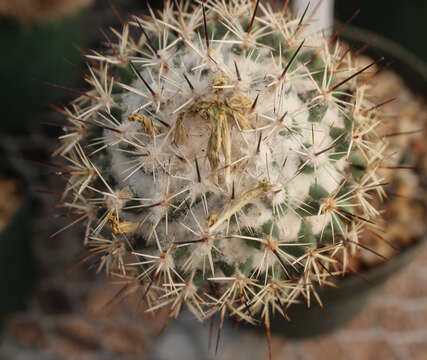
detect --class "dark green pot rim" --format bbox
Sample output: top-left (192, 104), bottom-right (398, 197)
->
top-left (0, 158), bottom-right (37, 325)
top-left (311, 235), bottom-right (426, 303)
top-left (340, 24), bottom-right (427, 94)
top-left (265, 26), bottom-right (427, 337)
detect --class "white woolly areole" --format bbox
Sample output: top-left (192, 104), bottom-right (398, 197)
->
top-left (277, 211), bottom-right (302, 242)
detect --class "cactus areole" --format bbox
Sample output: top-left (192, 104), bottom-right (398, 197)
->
top-left (55, 0), bottom-right (394, 344)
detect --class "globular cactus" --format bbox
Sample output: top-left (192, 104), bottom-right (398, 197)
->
top-left (54, 0), bottom-right (391, 346)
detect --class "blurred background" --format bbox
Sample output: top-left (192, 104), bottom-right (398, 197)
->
top-left (0, 1), bottom-right (426, 359)
top-left (335, 0), bottom-right (427, 63)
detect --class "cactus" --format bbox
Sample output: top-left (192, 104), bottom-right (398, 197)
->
top-left (54, 0), bottom-right (392, 348)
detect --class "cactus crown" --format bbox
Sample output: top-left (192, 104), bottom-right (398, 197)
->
top-left (56, 0), bottom-right (390, 341)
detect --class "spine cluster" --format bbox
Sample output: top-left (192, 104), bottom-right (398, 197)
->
top-left (55, 0), bottom-right (391, 340)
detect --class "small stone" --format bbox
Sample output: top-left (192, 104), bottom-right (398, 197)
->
top-left (154, 327), bottom-right (209, 360)
top-left (411, 246), bottom-right (427, 269)
top-left (405, 340), bottom-right (427, 360)
top-left (4, 317), bottom-right (48, 349)
top-left (53, 318), bottom-right (100, 356)
top-left (347, 309), bottom-right (376, 330)
top-left (303, 336), bottom-right (350, 360)
top-left (374, 306), bottom-right (416, 332)
top-left (103, 324), bottom-right (146, 355)
top-left (379, 270), bottom-right (427, 300)
top-left (343, 340), bottom-right (398, 360)
top-left (410, 307), bottom-right (427, 329)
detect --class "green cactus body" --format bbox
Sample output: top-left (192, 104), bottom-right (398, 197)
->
top-left (55, 0), bottom-right (390, 338)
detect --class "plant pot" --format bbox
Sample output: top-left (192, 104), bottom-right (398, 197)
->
top-left (335, 0), bottom-right (427, 63)
top-left (267, 238), bottom-right (425, 338)
top-left (0, 12), bottom-right (87, 133)
top-left (262, 26), bottom-right (427, 339)
top-left (0, 156), bottom-right (37, 327)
